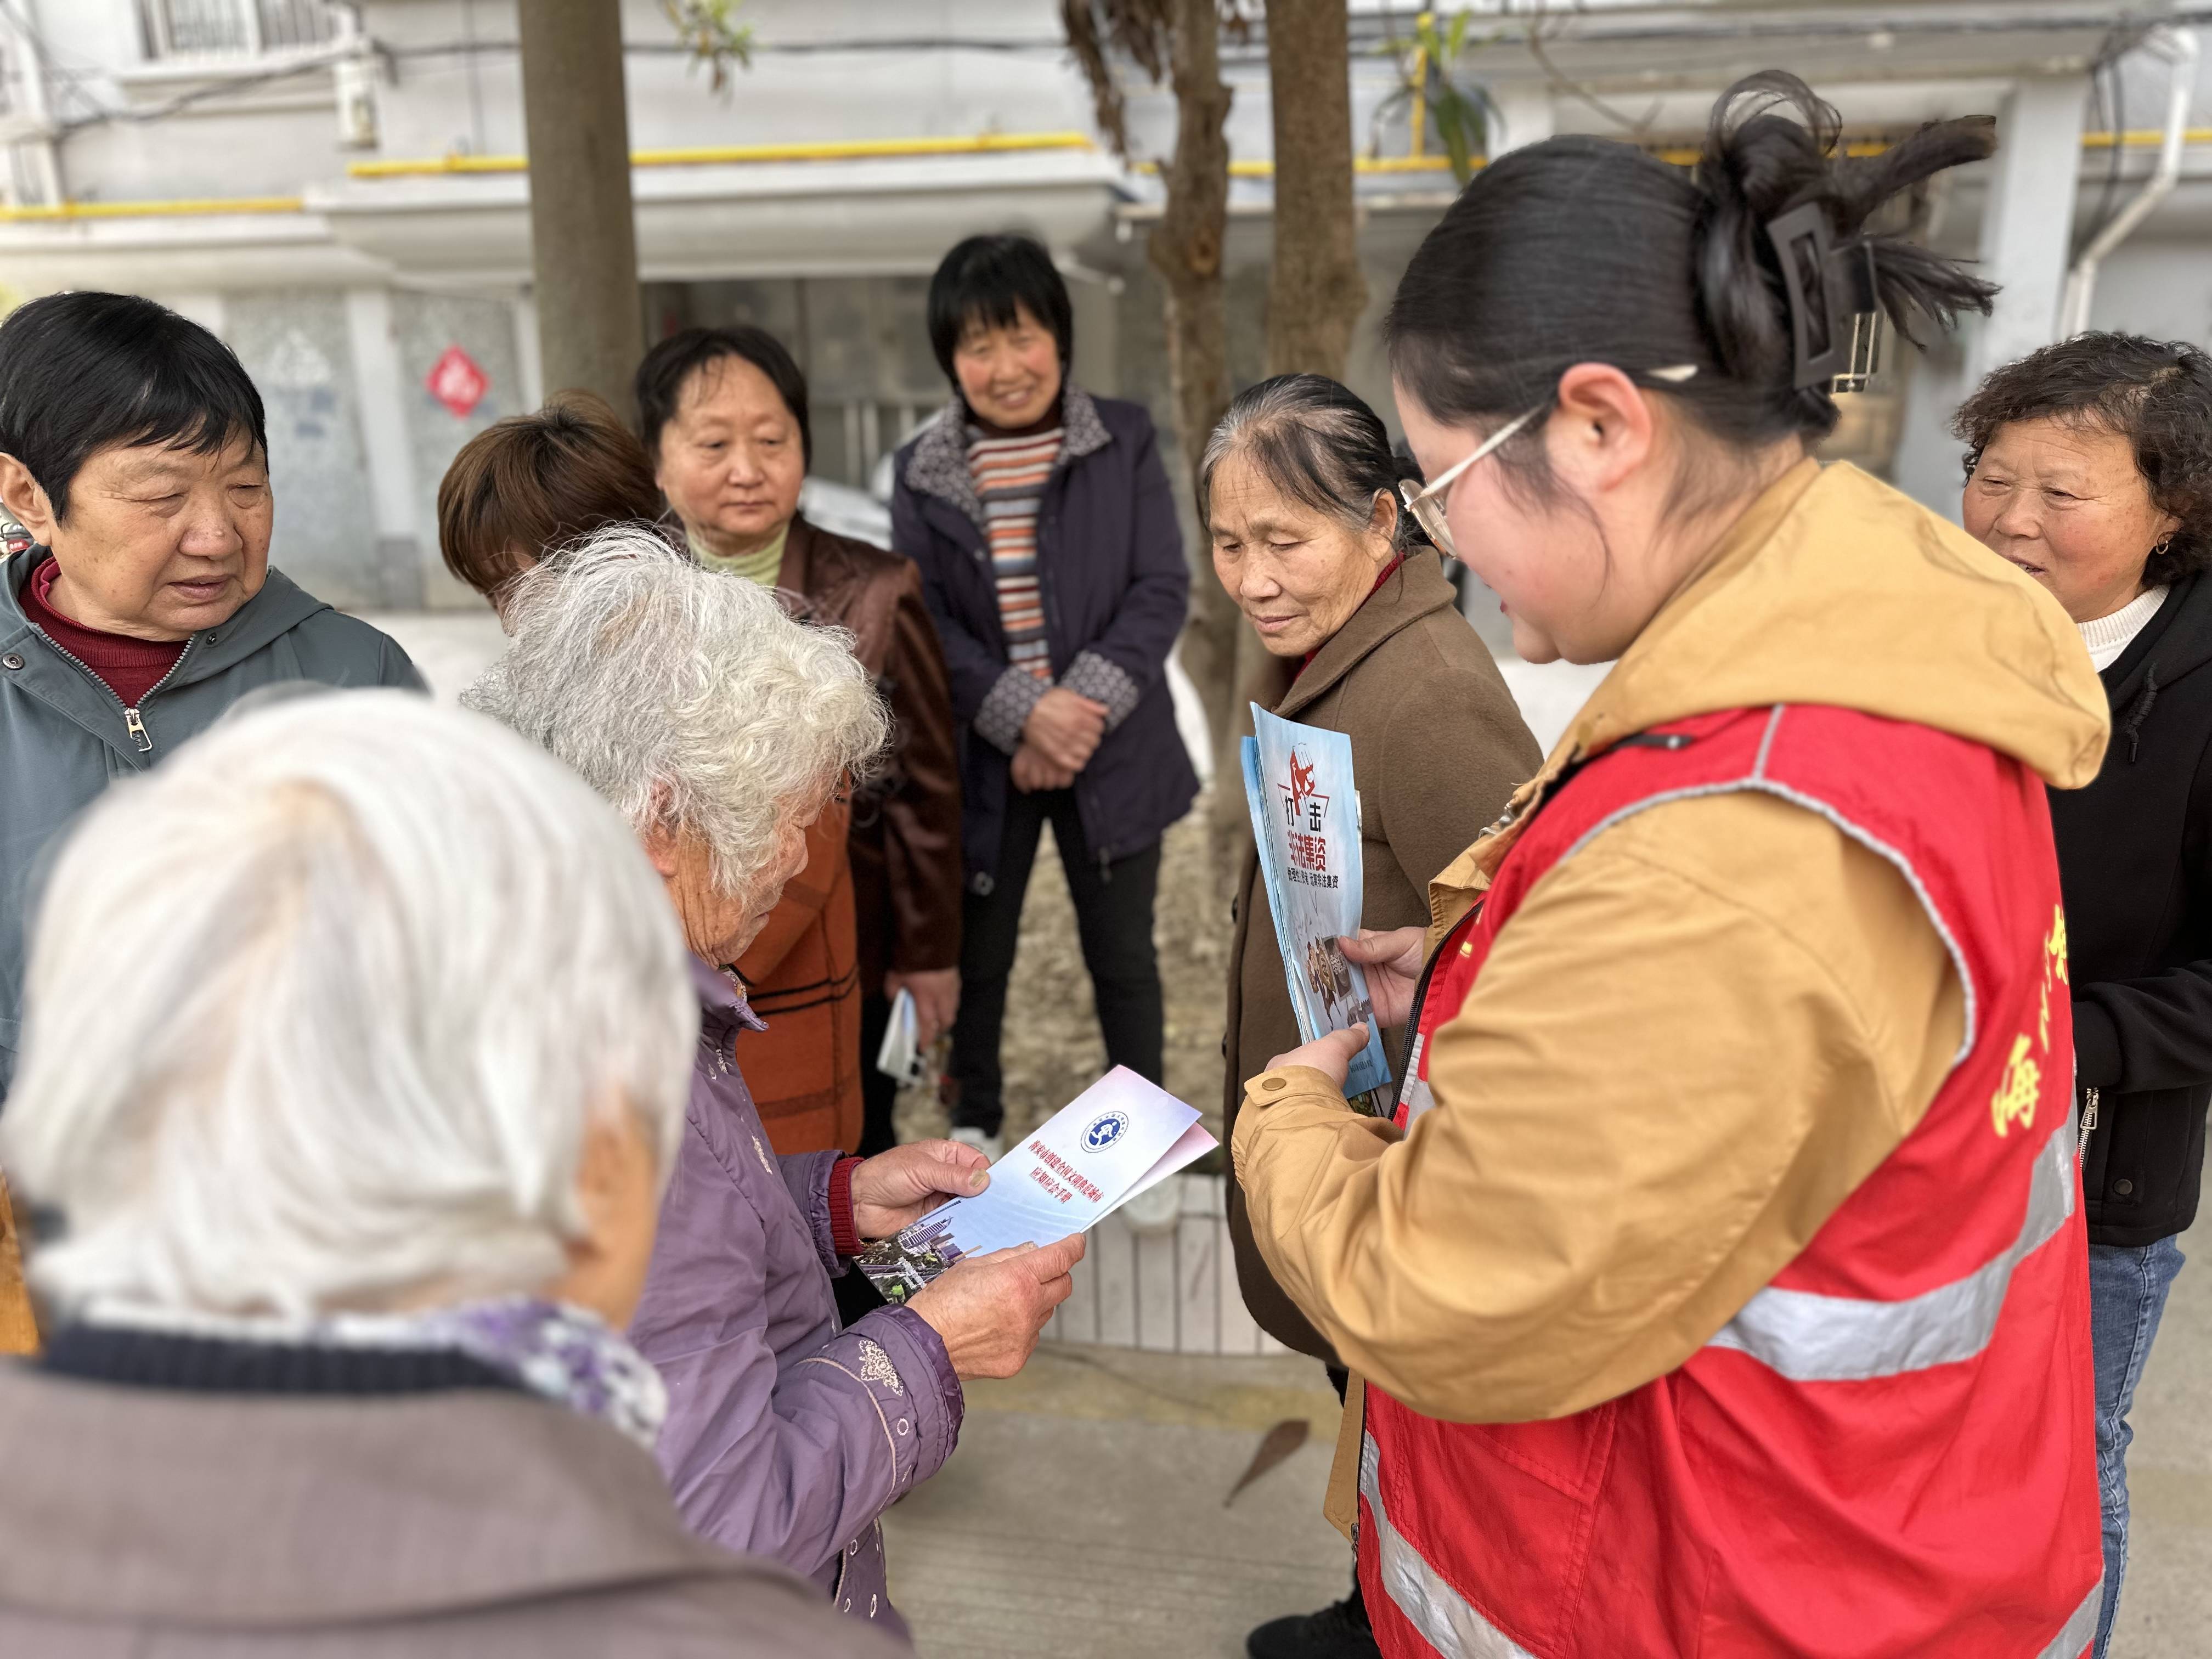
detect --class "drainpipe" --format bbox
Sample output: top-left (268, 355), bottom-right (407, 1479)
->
top-left (2059, 25), bottom-right (2200, 338)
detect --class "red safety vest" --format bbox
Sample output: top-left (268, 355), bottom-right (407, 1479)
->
top-left (1365, 703), bottom-right (2102, 1659)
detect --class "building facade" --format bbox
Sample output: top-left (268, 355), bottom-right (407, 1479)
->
top-left (0, 1), bottom-right (2202, 614)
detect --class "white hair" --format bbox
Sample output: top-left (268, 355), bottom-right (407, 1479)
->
top-left (461, 526), bottom-right (890, 898)
top-left (0, 691), bottom-right (696, 1320)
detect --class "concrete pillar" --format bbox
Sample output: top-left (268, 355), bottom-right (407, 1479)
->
top-left (1967, 75), bottom-right (2090, 387)
top-left (156, 292), bottom-right (228, 340)
top-left (342, 286), bottom-right (442, 606)
top-left (1063, 265), bottom-right (1121, 397)
top-left (512, 291), bottom-right (545, 410)
top-left (1488, 87), bottom-right (1554, 160)
top-left (1889, 74), bottom-right (2088, 519)
top-left (2, 9), bottom-right (63, 208)
top-left (1455, 94), bottom-right (1553, 636)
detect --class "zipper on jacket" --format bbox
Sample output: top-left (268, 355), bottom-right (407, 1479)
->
top-left (2078, 1086), bottom-right (2100, 1167)
top-left (23, 624), bottom-right (195, 757)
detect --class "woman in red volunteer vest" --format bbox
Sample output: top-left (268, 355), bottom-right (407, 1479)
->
top-left (1233, 72), bottom-right (2111, 1659)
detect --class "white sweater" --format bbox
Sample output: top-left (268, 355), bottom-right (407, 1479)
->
top-left (2080, 586), bottom-right (2169, 672)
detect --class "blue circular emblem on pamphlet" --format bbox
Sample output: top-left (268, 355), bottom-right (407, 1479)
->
top-left (1083, 1111), bottom-right (1130, 1153)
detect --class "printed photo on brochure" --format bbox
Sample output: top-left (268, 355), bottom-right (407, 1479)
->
top-left (856, 1066), bottom-right (1216, 1303)
top-left (1242, 704), bottom-right (1392, 1101)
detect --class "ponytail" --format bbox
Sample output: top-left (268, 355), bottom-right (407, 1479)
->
top-left (1386, 71), bottom-right (1996, 465)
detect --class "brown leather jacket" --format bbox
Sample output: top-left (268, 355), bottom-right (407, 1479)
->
top-left (743, 516), bottom-right (961, 1155)
top-left (1224, 552), bottom-right (1540, 1358)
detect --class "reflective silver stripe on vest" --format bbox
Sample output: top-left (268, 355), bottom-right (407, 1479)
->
top-left (1361, 1432), bottom-right (1536, 1659)
top-left (1366, 1427), bottom-right (2103, 1658)
top-left (2038, 1575), bottom-right (2102, 1659)
top-left (1706, 1118), bottom-right (2076, 1382)
top-left (1396, 1034), bottom-right (1434, 1125)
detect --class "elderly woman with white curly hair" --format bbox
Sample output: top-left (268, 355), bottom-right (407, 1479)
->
top-left (0, 691), bottom-right (898, 1657)
top-left (464, 528), bottom-right (1080, 1638)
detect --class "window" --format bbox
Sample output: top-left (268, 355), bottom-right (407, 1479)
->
top-left (139, 0), bottom-right (337, 60)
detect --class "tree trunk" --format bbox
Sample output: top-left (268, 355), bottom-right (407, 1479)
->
top-left (1263, 0), bottom-right (1367, 379)
top-left (1183, 0), bottom-right (1369, 880)
top-left (517, 0), bottom-right (643, 418)
top-left (1148, 0), bottom-right (1246, 884)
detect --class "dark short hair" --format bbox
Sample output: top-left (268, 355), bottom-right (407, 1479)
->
top-left (1951, 333), bottom-right (2212, 586)
top-left (1199, 374), bottom-right (1430, 554)
top-left (436, 391), bottom-right (664, 596)
top-left (0, 291), bottom-right (269, 522)
top-left (926, 234), bottom-right (1073, 382)
top-left (1386, 74), bottom-right (1995, 501)
top-left (634, 325), bottom-right (811, 469)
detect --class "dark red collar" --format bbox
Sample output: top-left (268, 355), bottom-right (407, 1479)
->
top-left (19, 556), bottom-right (188, 706)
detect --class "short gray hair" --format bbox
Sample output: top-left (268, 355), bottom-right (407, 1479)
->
top-left (1, 692), bottom-right (696, 1319)
top-left (1197, 373), bottom-right (1422, 552)
top-left (462, 527), bottom-right (890, 898)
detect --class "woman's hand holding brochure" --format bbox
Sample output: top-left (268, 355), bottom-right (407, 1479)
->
top-left (854, 1067), bottom-right (1217, 1304)
top-left (1340, 927), bottom-right (1426, 1028)
top-left (907, 1235), bottom-right (1087, 1379)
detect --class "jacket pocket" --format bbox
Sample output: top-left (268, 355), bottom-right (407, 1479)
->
top-left (1372, 1395), bottom-right (1619, 1654)
top-left (2090, 1083), bottom-right (2211, 1239)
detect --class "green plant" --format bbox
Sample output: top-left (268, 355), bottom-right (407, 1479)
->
top-left (663, 0), bottom-right (754, 97)
top-left (1370, 9), bottom-right (1495, 185)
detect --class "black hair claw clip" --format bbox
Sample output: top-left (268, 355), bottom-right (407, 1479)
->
top-left (1765, 204), bottom-right (1882, 394)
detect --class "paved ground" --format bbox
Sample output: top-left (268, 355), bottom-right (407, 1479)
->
top-left (882, 1225), bottom-right (2210, 1659)
top-left (882, 1348), bottom-right (1352, 1659)
top-left (2108, 1214), bottom-right (2210, 1658)
top-left (370, 609), bottom-right (2209, 1657)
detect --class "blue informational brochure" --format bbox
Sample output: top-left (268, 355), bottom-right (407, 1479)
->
top-left (855, 1066), bottom-right (1216, 1304)
top-left (1241, 704), bottom-right (1393, 1100)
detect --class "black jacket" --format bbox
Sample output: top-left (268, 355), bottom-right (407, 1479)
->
top-left (890, 388), bottom-right (1198, 888)
top-left (2053, 572), bottom-right (2212, 1247)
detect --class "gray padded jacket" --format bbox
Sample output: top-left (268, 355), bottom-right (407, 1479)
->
top-left (0, 549), bottom-right (424, 1097)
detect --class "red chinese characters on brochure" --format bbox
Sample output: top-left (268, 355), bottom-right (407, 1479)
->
top-left (856, 1068), bottom-right (1215, 1303)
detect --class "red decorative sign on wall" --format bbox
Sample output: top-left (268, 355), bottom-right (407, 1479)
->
top-left (426, 346), bottom-right (489, 418)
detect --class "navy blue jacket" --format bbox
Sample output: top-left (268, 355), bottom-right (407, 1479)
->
top-left (890, 388), bottom-right (1197, 889)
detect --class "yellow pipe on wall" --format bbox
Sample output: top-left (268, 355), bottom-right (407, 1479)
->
top-left (346, 130), bottom-right (1099, 179)
top-left (0, 195), bottom-right (305, 222)
top-left (5, 127), bottom-right (2208, 222)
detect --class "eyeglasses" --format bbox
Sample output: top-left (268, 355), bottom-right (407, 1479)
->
top-left (1398, 365), bottom-right (1699, 558)
top-left (1397, 405), bottom-right (1543, 559)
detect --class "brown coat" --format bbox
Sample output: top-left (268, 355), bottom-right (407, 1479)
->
top-left (738, 798), bottom-right (862, 1154)
top-left (0, 1361), bottom-right (903, 1657)
top-left (743, 515), bottom-right (962, 1156)
top-left (1224, 551), bottom-right (1540, 1358)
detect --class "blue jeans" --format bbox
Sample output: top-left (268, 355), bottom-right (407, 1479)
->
top-left (2087, 1235), bottom-right (2187, 1658)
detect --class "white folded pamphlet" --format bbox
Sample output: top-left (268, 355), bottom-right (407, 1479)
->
top-left (856, 1066), bottom-right (1217, 1304)
top-left (874, 985), bottom-right (926, 1085)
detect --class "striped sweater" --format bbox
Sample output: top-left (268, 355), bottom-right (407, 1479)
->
top-left (966, 424), bottom-right (1065, 681)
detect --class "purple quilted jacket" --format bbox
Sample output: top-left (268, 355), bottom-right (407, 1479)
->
top-left (629, 956), bottom-right (964, 1642)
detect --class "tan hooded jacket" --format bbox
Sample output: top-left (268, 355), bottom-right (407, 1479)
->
top-left (1231, 461), bottom-right (2108, 1521)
